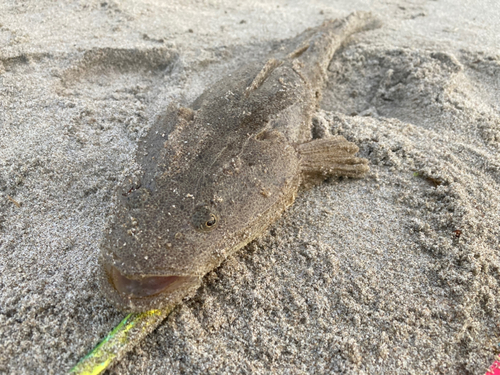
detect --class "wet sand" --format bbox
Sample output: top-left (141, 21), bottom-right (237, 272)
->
top-left (1, 1), bottom-right (499, 374)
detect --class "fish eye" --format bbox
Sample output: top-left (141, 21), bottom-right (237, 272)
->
top-left (206, 214), bottom-right (217, 227)
top-left (191, 205), bottom-right (218, 232)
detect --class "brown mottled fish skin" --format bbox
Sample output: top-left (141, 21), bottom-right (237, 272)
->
top-left (99, 12), bottom-right (377, 312)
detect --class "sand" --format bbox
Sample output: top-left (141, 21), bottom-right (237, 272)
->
top-left (1, 0), bottom-right (499, 374)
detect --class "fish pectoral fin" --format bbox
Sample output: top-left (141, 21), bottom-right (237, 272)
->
top-left (138, 103), bottom-right (183, 153)
top-left (136, 103), bottom-right (194, 181)
top-left (298, 136), bottom-right (369, 185)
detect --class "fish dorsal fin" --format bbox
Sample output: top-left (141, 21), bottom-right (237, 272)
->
top-left (245, 58), bottom-right (282, 96)
top-left (287, 43), bottom-right (310, 59)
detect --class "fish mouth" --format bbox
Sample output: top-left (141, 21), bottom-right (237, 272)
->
top-left (105, 263), bottom-right (197, 299)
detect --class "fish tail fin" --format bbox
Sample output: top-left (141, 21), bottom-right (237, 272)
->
top-left (289, 11), bottom-right (381, 93)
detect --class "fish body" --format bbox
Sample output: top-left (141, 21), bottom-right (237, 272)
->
top-left (99, 12), bottom-right (375, 311)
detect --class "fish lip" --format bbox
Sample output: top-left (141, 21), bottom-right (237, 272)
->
top-left (99, 260), bottom-right (200, 311)
top-left (104, 263), bottom-right (197, 298)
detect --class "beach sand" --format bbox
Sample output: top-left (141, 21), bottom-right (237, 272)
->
top-left (1, 0), bottom-right (499, 374)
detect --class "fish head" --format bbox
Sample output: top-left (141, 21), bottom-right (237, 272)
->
top-left (99, 106), bottom-right (301, 312)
